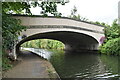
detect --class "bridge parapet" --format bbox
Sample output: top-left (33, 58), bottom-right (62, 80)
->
top-left (13, 15), bottom-right (104, 33)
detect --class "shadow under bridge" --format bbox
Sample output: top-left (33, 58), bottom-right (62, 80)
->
top-left (16, 31), bottom-right (99, 53)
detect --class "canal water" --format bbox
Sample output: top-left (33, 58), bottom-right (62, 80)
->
top-left (22, 48), bottom-right (120, 79)
top-left (49, 50), bottom-right (120, 80)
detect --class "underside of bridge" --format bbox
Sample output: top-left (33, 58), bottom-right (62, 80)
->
top-left (16, 31), bottom-right (99, 53)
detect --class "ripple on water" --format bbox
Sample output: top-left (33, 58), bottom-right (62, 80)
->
top-left (94, 73), bottom-right (119, 78)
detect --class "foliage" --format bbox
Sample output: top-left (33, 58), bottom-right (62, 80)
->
top-left (2, 14), bottom-right (26, 50)
top-left (2, 56), bottom-right (13, 71)
top-left (2, 1), bottom-right (66, 16)
top-left (100, 19), bottom-right (120, 55)
top-left (2, 2), bottom-right (31, 14)
top-left (2, 50), bottom-right (13, 71)
top-left (21, 39), bottom-right (65, 50)
top-left (2, 14), bottom-right (26, 70)
top-left (39, 2), bottom-right (62, 16)
top-left (100, 37), bottom-right (120, 55)
top-left (104, 19), bottom-right (120, 40)
top-left (89, 21), bottom-right (110, 28)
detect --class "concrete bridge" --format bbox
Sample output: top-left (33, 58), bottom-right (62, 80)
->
top-left (12, 15), bottom-right (104, 54)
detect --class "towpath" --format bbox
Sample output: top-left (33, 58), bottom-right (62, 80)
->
top-left (3, 51), bottom-right (51, 79)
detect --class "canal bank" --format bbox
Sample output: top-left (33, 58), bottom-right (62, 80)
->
top-left (2, 51), bottom-right (60, 80)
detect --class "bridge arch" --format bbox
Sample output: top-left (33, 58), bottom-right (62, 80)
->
top-left (20, 27), bottom-right (103, 44)
top-left (16, 30), bottom-right (99, 54)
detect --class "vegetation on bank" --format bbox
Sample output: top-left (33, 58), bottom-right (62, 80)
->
top-left (99, 20), bottom-right (120, 55)
top-left (2, 14), bottom-right (26, 71)
top-left (100, 37), bottom-right (120, 55)
top-left (21, 39), bottom-right (65, 50)
top-left (2, 54), bottom-right (13, 71)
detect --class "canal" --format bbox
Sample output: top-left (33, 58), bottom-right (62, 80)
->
top-left (49, 50), bottom-right (120, 79)
top-left (22, 48), bottom-right (120, 79)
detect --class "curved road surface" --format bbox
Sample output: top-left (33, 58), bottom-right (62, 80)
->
top-left (3, 51), bottom-right (51, 79)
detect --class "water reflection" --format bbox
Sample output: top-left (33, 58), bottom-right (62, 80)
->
top-left (49, 50), bottom-right (120, 79)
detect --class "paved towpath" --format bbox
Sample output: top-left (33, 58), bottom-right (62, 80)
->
top-left (3, 51), bottom-right (50, 78)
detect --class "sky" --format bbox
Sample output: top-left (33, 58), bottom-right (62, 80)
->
top-left (31, 0), bottom-right (120, 25)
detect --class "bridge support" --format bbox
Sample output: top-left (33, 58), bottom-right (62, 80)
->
top-left (7, 45), bottom-right (17, 60)
top-left (13, 45), bottom-right (17, 60)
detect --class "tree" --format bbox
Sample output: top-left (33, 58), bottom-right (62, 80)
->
top-left (2, 14), bottom-right (26, 70)
top-left (2, 1), bottom-right (66, 16)
top-left (2, 2), bottom-right (31, 14)
top-left (100, 37), bottom-right (120, 55)
top-left (69, 6), bottom-right (88, 21)
top-left (2, 14), bottom-right (26, 52)
top-left (38, 1), bottom-right (62, 16)
top-left (100, 19), bottom-right (120, 55)
top-left (104, 19), bottom-right (120, 40)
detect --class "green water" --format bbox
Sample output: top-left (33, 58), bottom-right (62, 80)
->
top-left (49, 50), bottom-right (120, 79)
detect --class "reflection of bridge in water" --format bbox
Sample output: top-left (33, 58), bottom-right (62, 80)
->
top-left (12, 15), bottom-right (104, 57)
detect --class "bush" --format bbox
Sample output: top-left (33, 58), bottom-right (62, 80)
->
top-left (100, 37), bottom-right (120, 55)
top-left (2, 50), bottom-right (13, 71)
top-left (2, 56), bottom-right (13, 71)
